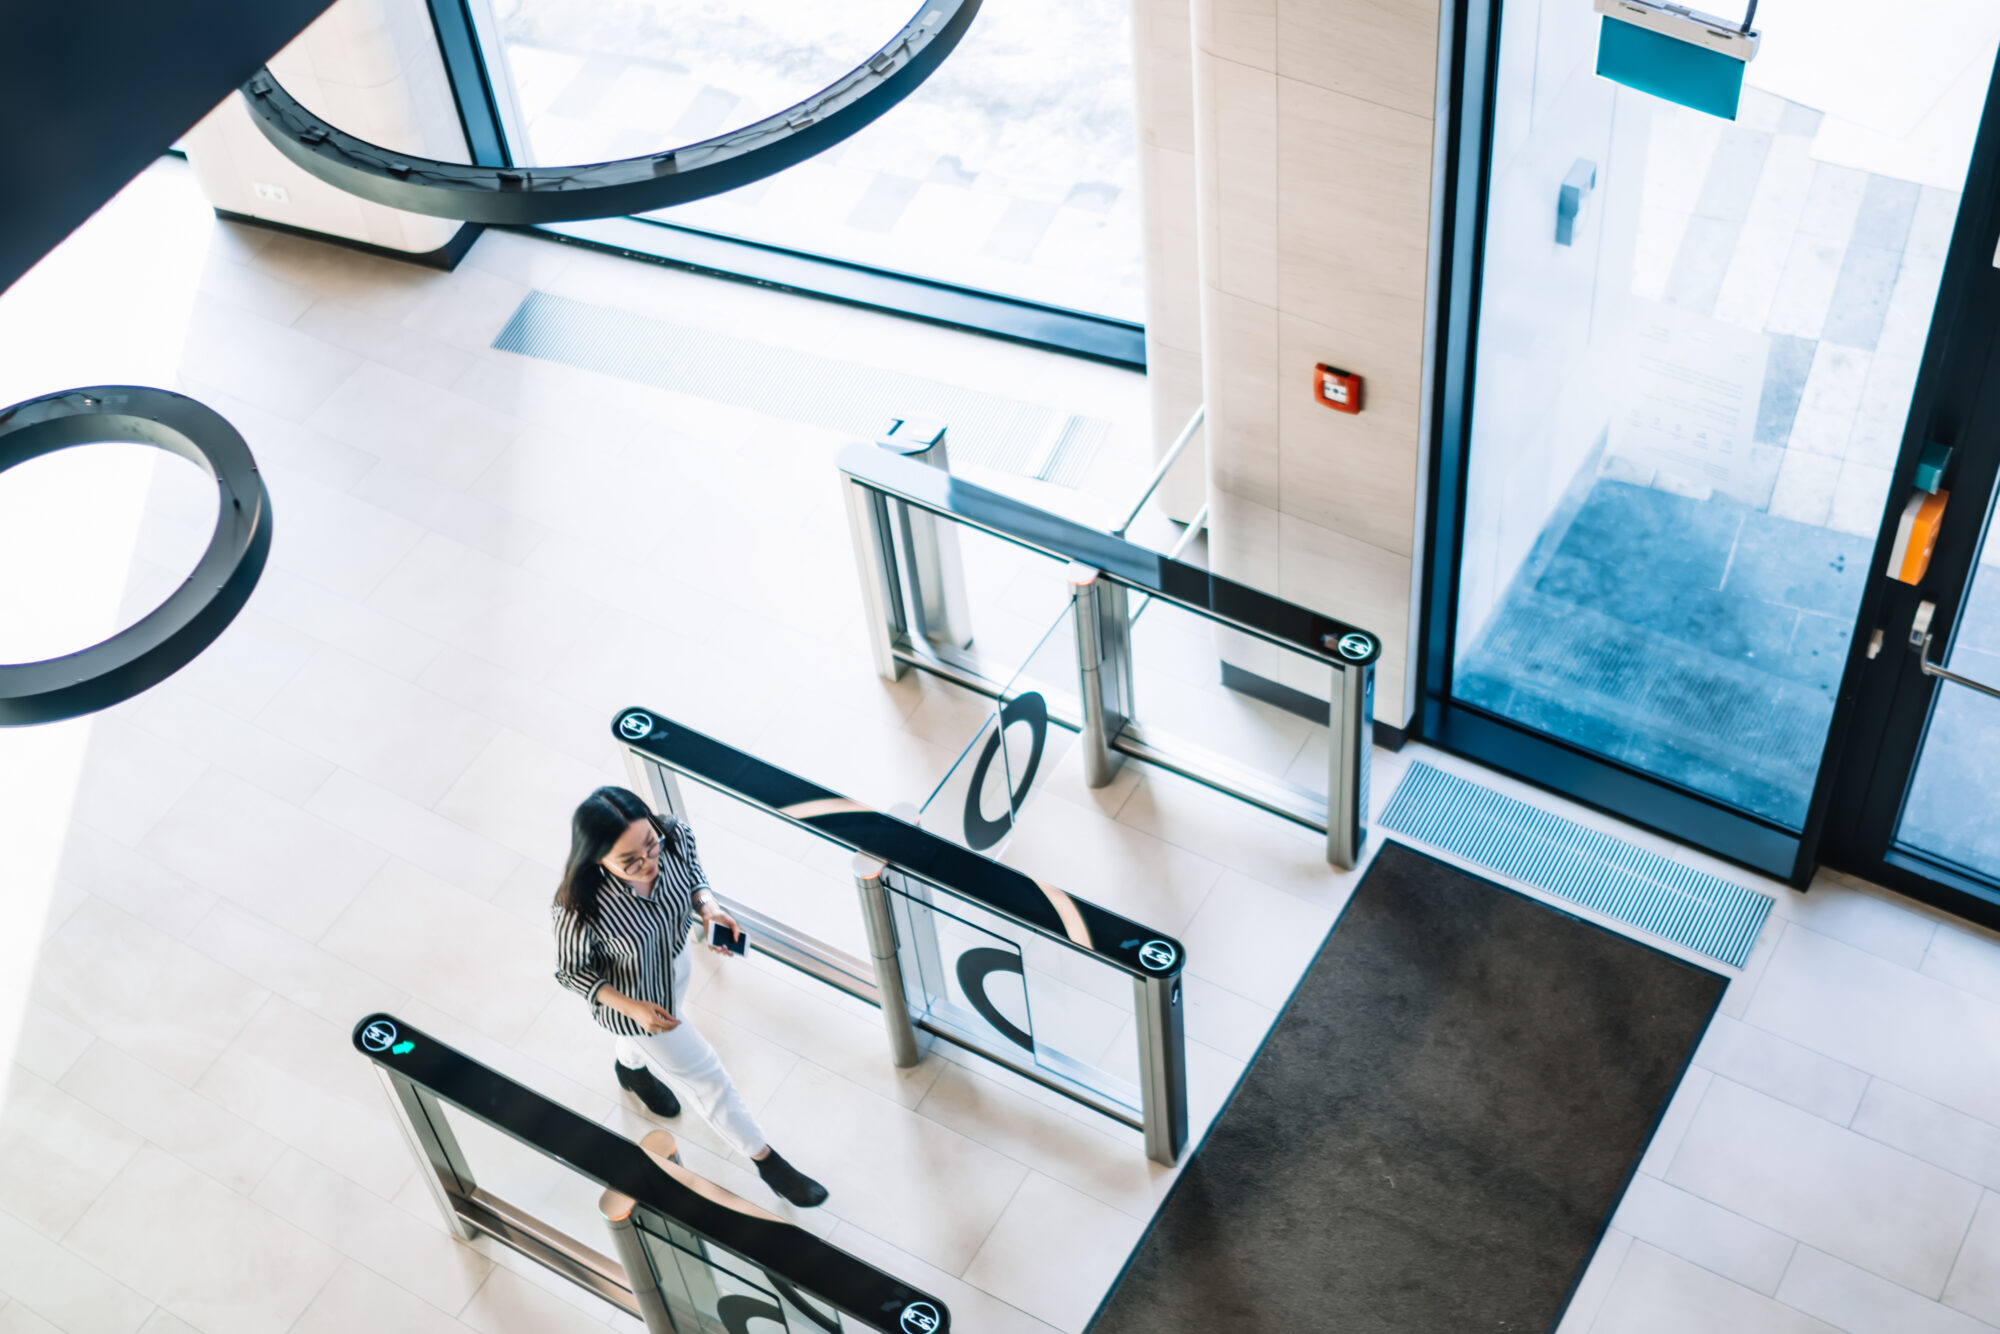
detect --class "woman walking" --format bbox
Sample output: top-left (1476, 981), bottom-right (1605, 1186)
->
top-left (552, 785), bottom-right (827, 1208)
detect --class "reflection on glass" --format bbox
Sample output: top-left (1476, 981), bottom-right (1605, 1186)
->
top-left (1898, 502), bottom-right (2000, 881)
top-left (1451, 0), bottom-right (1984, 827)
top-left (483, 0), bottom-right (1142, 317)
top-left (638, 1215), bottom-right (835, 1333)
top-left (436, 1101), bottom-right (613, 1250)
top-left (1128, 594), bottom-right (1334, 803)
top-left (887, 878), bottom-right (1139, 1113)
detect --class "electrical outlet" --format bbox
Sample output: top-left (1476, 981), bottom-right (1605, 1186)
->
top-left (252, 182), bottom-right (290, 204)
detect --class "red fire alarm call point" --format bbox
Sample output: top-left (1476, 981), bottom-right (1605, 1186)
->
top-left (1314, 363), bottom-right (1362, 414)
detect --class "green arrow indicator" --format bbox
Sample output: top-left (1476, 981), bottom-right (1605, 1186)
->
top-left (390, 1040), bottom-right (415, 1055)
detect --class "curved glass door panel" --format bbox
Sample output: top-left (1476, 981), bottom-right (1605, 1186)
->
top-left (1897, 498), bottom-right (2000, 881)
top-left (1451, 0), bottom-right (1992, 828)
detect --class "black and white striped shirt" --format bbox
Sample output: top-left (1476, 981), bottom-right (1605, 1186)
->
top-left (552, 819), bottom-right (712, 1037)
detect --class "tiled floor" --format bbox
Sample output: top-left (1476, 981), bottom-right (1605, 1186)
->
top-left (9, 159), bottom-right (2000, 1334)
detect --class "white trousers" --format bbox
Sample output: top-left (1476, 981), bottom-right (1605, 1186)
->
top-left (613, 947), bottom-right (766, 1159)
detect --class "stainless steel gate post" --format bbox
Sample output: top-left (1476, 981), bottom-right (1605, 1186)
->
top-left (1068, 564), bottom-right (1132, 788)
top-left (879, 418), bottom-right (974, 651)
top-left (1326, 660), bottom-right (1373, 869)
top-left (373, 1067), bottom-right (475, 1241)
top-left (1133, 970), bottom-right (1188, 1166)
top-left (625, 752), bottom-right (689, 823)
top-left (854, 853), bottom-right (924, 1068)
top-left (601, 1191), bottom-right (678, 1333)
top-left (843, 475), bottom-right (907, 682)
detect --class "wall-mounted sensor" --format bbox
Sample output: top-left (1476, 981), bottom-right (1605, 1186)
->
top-left (1594, 0), bottom-right (1760, 120)
top-left (1314, 364), bottom-right (1362, 414)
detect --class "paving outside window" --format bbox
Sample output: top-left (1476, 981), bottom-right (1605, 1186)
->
top-left (486, 0), bottom-right (1145, 321)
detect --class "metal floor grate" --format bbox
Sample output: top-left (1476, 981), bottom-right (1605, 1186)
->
top-left (493, 290), bottom-right (1109, 486)
top-left (1378, 761), bottom-right (1772, 968)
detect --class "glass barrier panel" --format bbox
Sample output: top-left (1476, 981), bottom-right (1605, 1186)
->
top-left (921, 607), bottom-right (1076, 856)
top-left (887, 875), bottom-right (1140, 1115)
top-left (668, 776), bottom-right (873, 964)
top-left (908, 513), bottom-right (1076, 684)
top-left (1121, 592), bottom-right (1335, 805)
top-left (433, 1100), bottom-right (612, 1249)
top-left (636, 1213), bottom-right (840, 1333)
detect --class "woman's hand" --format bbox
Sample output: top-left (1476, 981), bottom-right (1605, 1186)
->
top-left (699, 897), bottom-right (742, 955)
top-left (625, 997), bottom-right (679, 1034)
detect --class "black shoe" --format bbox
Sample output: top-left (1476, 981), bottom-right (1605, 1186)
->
top-left (755, 1149), bottom-right (828, 1208)
top-left (615, 1061), bottom-right (680, 1118)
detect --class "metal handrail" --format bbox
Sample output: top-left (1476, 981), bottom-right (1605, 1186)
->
top-left (1910, 599), bottom-right (2000, 701)
top-left (1113, 404), bottom-right (1204, 537)
top-left (612, 707), bottom-right (1190, 1165)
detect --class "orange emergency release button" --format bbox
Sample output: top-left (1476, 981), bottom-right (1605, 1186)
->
top-left (1314, 364), bottom-right (1362, 414)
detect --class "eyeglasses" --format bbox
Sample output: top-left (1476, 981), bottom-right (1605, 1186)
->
top-left (613, 831), bottom-right (659, 877)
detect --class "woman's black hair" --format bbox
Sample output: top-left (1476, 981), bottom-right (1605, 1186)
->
top-left (555, 785), bottom-right (684, 924)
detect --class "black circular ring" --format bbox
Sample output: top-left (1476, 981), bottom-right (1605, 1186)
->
top-left (238, 0), bottom-right (981, 225)
top-left (0, 387), bottom-right (272, 726)
top-left (960, 691), bottom-right (1048, 851)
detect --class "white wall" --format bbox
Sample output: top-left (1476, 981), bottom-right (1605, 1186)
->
top-left (182, 0), bottom-right (468, 255)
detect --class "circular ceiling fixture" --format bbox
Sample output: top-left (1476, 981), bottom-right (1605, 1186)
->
top-left (0, 387), bottom-right (271, 727)
top-left (237, 0), bottom-right (981, 225)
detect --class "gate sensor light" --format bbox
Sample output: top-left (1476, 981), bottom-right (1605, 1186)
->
top-left (1595, 0), bottom-right (1760, 120)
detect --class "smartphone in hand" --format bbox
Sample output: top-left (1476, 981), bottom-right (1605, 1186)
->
top-left (709, 920), bottom-right (747, 955)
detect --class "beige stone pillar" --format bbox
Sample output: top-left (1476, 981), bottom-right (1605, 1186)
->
top-left (1190, 0), bottom-right (1445, 729)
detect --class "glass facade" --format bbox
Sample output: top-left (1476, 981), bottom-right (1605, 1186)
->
top-left (479, 0), bottom-right (1144, 320)
top-left (1451, 1), bottom-right (1983, 829)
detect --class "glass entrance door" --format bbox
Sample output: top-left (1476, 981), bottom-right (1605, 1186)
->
top-left (1430, 0), bottom-right (2000, 876)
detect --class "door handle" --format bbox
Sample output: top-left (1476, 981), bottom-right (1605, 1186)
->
top-left (1910, 600), bottom-right (2000, 700)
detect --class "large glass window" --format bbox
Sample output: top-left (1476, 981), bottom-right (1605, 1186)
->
top-left (1451, 1), bottom-right (1993, 828)
top-left (479, 0), bottom-right (1144, 320)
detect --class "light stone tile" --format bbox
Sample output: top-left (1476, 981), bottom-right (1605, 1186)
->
top-left (1828, 461), bottom-right (1894, 538)
top-left (57, 1041), bottom-right (287, 1195)
top-left (415, 646), bottom-right (621, 773)
top-left (1693, 1015), bottom-right (1870, 1125)
top-left (0, 1069), bottom-right (144, 1237)
top-left (1787, 343), bottom-right (1870, 458)
top-left (1201, 292), bottom-right (1281, 508)
top-left (1853, 1081), bottom-right (2000, 1195)
top-left (8, 1003), bottom-right (92, 1084)
top-left (1178, 869), bottom-right (1335, 1009)
top-left (306, 362), bottom-right (514, 489)
top-left (179, 304), bottom-right (361, 423)
top-left (323, 859), bottom-right (588, 1047)
top-left (33, 897), bottom-right (270, 1087)
top-left (1553, 1227), bottom-right (1633, 1334)
top-left (1000, 782), bottom-right (1227, 936)
top-left (1785, 1243), bottom-right (1999, 1334)
top-left (126, 691), bottom-right (336, 808)
top-left (1746, 925), bottom-right (2000, 1127)
top-left (456, 1265), bottom-right (610, 1334)
top-left (159, 609), bottom-right (320, 719)
top-left (963, 1171), bottom-right (1144, 1332)
top-left (1276, 0), bottom-right (1436, 118)
top-left (1194, 0), bottom-right (1275, 71)
top-left (251, 1151), bottom-right (493, 1318)
top-left (66, 1147), bottom-right (343, 1334)
top-left (193, 996), bottom-right (415, 1202)
top-left (1597, 1241), bottom-right (1838, 1334)
top-left (827, 1222), bottom-right (1061, 1334)
top-left (186, 899), bottom-right (413, 1031)
top-left (916, 1061), bottom-right (1166, 1220)
top-left (1768, 449), bottom-right (1841, 527)
top-left (366, 532), bottom-right (604, 683)
top-left (395, 266), bottom-right (532, 357)
top-left (1784, 871), bottom-right (1940, 968)
top-left (0, 1302), bottom-right (64, 1334)
top-left (134, 1312), bottom-right (202, 1334)
top-left (1178, 973), bottom-right (1278, 1063)
top-left (259, 648), bottom-right (502, 810)
top-left (286, 1262), bottom-right (476, 1334)
top-left (293, 301), bottom-right (475, 391)
top-left (756, 1061), bottom-right (1027, 1274)
top-left (251, 567), bottom-right (446, 683)
top-left (434, 728), bottom-right (624, 870)
top-left (349, 460), bottom-right (549, 565)
top-left (1273, 77), bottom-right (1433, 334)
top-left (1921, 922), bottom-right (2000, 1008)
top-left (1610, 1175), bottom-right (1796, 1295)
top-left (258, 465), bottom-right (428, 601)
top-left (306, 770), bottom-right (520, 901)
top-left (1207, 56), bottom-right (1277, 308)
top-left (1718, 915), bottom-right (1785, 1020)
top-left (1664, 1077), bottom-right (1981, 1295)
top-left (139, 768), bottom-right (390, 942)
top-left (66, 717), bottom-right (208, 849)
top-left (247, 236), bottom-right (441, 323)
top-left (1945, 1192), bottom-right (2000, 1327)
top-left (0, 1206), bottom-right (154, 1334)
top-left (53, 824), bottom-right (215, 942)
top-left (1765, 236), bottom-right (1848, 341)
